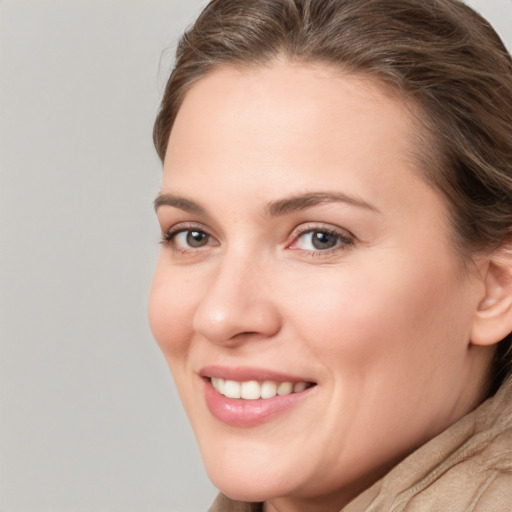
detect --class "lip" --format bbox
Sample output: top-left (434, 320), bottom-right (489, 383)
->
top-left (200, 366), bottom-right (317, 427)
top-left (199, 365), bottom-right (314, 383)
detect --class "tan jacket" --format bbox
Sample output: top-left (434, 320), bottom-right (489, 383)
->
top-left (209, 376), bottom-right (512, 512)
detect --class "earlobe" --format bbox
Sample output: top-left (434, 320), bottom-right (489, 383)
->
top-left (470, 250), bottom-right (512, 347)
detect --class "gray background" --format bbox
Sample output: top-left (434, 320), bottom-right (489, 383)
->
top-left (0, 1), bottom-right (510, 511)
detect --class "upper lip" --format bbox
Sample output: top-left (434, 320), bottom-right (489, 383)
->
top-left (199, 365), bottom-right (316, 384)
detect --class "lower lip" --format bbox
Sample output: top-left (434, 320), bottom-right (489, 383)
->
top-left (203, 379), bottom-right (314, 427)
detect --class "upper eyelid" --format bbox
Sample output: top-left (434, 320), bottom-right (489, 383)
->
top-left (290, 222), bottom-right (355, 240)
top-left (162, 221), bottom-right (211, 235)
top-left (158, 214), bottom-right (224, 239)
top-left (160, 222), bottom-right (215, 244)
top-left (160, 220), bottom-right (356, 247)
top-left (287, 223), bottom-right (357, 254)
top-left (161, 226), bottom-right (219, 253)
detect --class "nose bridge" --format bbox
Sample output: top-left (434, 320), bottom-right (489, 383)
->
top-left (192, 246), bottom-right (280, 345)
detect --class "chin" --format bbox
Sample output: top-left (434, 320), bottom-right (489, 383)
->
top-left (206, 464), bottom-right (268, 502)
top-left (201, 444), bottom-right (295, 503)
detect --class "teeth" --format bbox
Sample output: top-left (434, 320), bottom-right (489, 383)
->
top-left (261, 380), bottom-right (277, 399)
top-left (241, 380), bottom-right (260, 400)
top-left (211, 377), bottom-right (225, 395)
top-left (293, 382), bottom-right (307, 393)
top-left (223, 380), bottom-right (241, 399)
top-left (277, 381), bottom-right (293, 396)
top-left (211, 378), bottom-right (311, 399)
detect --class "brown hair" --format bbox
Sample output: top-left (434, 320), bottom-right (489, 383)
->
top-left (153, 0), bottom-right (512, 391)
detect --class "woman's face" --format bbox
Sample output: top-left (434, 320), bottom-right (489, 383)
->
top-left (149, 62), bottom-right (488, 510)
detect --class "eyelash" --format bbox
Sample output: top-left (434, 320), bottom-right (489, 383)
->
top-left (160, 223), bottom-right (214, 253)
top-left (160, 223), bottom-right (355, 257)
top-left (289, 225), bottom-right (355, 256)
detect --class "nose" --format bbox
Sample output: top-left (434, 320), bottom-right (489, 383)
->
top-left (192, 254), bottom-right (281, 346)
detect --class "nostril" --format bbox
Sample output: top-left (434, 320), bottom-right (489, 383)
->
top-left (192, 264), bottom-right (282, 345)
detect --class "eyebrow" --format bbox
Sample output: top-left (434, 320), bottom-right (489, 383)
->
top-left (265, 192), bottom-right (380, 216)
top-left (154, 194), bottom-right (207, 215)
top-left (153, 191), bottom-right (379, 216)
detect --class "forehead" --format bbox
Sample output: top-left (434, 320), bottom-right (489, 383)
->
top-left (167, 62), bottom-right (419, 166)
top-left (164, 62), bottom-right (428, 208)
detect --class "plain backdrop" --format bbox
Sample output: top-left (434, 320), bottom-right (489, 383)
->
top-left (0, 1), bottom-right (510, 511)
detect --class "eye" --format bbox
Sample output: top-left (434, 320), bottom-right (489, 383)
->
top-left (289, 226), bottom-right (354, 253)
top-left (299, 231), bottom-right (338, 250)
top-left (160, 225), bottom-right (217, 251)
top-left (175, 230), bottom-right (210, 248)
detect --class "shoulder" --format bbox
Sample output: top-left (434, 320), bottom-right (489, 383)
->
top-left (473, 471), bottom-right (512, 512)
top-left (209, 493), bottom-right (262, 512)
top-left (344, 377), bottom-right (512, 511)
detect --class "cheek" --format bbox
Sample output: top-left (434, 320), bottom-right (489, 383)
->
top-left (283, 256), bottom-right (465, 371)
top-left (148, 265), bottom-right (196, 359)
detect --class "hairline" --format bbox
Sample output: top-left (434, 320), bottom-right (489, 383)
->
top-left (162, 55), bottom-right (477, 270)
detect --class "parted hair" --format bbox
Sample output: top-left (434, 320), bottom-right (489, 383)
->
top-left (153, 0), bottom-right (512, 392)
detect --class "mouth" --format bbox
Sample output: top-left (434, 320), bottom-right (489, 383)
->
top-left (200, 366), bottom-right (317, 427)
top-left (210, 377), bottom-right (315, 400)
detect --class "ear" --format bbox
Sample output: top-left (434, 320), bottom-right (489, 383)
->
top-left (470, 246), bottom-right (512, 347)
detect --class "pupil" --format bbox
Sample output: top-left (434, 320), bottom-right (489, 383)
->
top-left (187, 231), bottom-right (207, 247)
top-left (312, 231), bottom-right (336, 250)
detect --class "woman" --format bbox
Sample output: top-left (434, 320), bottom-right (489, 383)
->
top-left (148, 0), bottom-right (512, 510)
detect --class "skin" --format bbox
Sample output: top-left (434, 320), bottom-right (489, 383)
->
top-left (148, 62), bottom-right (495, 512)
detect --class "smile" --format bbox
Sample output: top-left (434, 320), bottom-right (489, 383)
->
top-left (202, 368), bottom-right (317, 427)
top-left (210, 377), bottom-right (312, 400)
